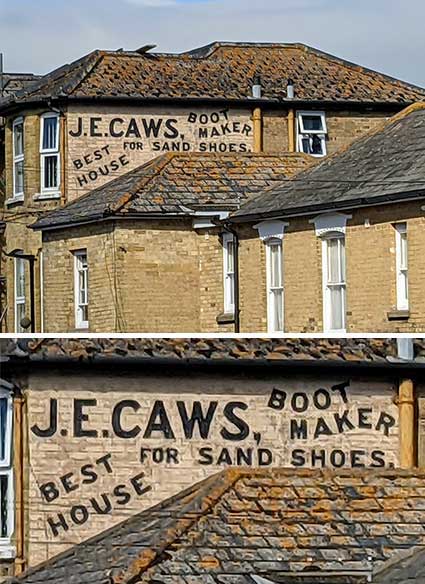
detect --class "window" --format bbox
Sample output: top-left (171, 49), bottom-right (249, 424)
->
top-left (14, 257), bottom-right (26, 334)
top-left (296, 111), bottom-right (327, 157)
top-left (395, 223), bottom-right (408, 310)
top-left (322, 235), bottom-right (346, 332)
top-left (13, 117), bottom-right (24, 199)
top-left (74, 250), bottom-right (89, 329)
top-left (222, 233), bottom-right (235, 314)
top-left (266, 240), bottom-right (284, 332)
top-left (0, 386), bottom-right (13, 545)
top-left (40, 113), bottom-right (60, 194)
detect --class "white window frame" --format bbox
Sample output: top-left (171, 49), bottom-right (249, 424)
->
top-left (12, 117), bottom-right (25, 200)
top-left (40, 112), bottom-right (60, 196)
top-left (74, 250), bottom-right (89, 329)
top-left (14, 257), bottom-right (26, 334)
top-left (266, 239), bottom-right (284, 333)
top-left (222, 233), bottom-right (235, 314)
top-left (395, 223), bottom-right (409, 310)
top-left (296, 110), bottom-right (327, 157)
top-left (0, 386), bottom-right (14, 550)
top-left (322, 233), bottom-right (346, 333)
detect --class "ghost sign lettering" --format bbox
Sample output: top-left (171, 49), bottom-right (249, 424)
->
top-left (30, 381), bottom-right (398, 538)
top-left (67, 108), bottom-right (253, 194)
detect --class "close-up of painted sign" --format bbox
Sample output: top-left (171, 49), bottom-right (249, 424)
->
top-left (26, 377), bottom-right (398, 557)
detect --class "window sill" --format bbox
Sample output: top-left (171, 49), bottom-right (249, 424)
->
top-left (5, 195), bottom-right (24, 206)
top-left (216, 312), bottom-right (235, 325)
top-left (33, 192), bottom-right (62, 201)
top-left (0, 544), bottom-right (16, 560)
top-left (387, 309), bottom-right (410, 321)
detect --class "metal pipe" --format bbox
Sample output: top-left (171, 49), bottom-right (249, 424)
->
top-left (252, 107), bottom-right (263, 152)
top-left (399, 378), bottom-right (415, 468)
top-left (13, 389), bottom-right (25, 575)
top-left (288, 108), bottom-right (295, 152)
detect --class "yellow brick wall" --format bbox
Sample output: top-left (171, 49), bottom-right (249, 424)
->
top-left (263, 109), bottom-right (391, 155)
top-left (238, 201), bottom-right (425, 333)
top-left (21, 369), bottom-right (399, 567)
top-left (42, 224), bottom-right (117, 332)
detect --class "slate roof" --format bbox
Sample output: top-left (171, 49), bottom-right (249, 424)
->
top-left (1, 337), bottom-right (425, 366)
top-left (1, 42), bottom-right (425, 113)
top-left (11, 469), bottom-right (425, 584)
top-left (31, 153), bottom-right (311, 230)
top-left (232, 103), bottom-right (425, 221)
top-left (0, 73), bottom-right (41, 98)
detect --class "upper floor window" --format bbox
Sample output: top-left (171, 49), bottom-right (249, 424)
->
top-left (222, 233), bottom-right (235, 314)
top-left (14, 257), bottom-right (26, 334)
top-left (40, 113), bottom-right (60, 195)
top-left (296, 111), bottom-right (327, 157)
top-left (74, 250), bottom-right (89, 329)
top-left (12, 117), bottom-right (24, 199)
top-left (0, 386), bottom-right (13, 546)
top-left (322, 234), bottom-right (346, 332)
top-left (395, 223), bottom-right (408, 310)
top-left (266, 239), bottom-right (284, 333)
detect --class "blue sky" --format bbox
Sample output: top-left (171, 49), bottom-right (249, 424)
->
top-left (1, 0), bottom-right (424, 87)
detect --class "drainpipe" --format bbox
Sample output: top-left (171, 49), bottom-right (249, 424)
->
top-left (252, 74), bottom-right (263, 153)
top-left (14, 387), bottom-right (26, 575)
top-left (288, 109), bottom-right (296, 152)
top-left (397, 338), bottom-right (416, 468)
top-left (287, 79), bottom-right (296, 153)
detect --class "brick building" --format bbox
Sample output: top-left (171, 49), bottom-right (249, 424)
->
top-left (1, 42), bottom-right (424, 333)
top-left (0, 72), bottom-right (40, 330)
top-left (0, 338), bottom-right (425, 581)
top-left (25, 103), bottom-right (425, 333)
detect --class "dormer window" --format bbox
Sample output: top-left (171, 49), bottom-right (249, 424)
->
top-left (296, 111), bottom-right (327, 157)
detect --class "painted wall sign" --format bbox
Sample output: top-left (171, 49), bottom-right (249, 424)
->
top-left (26, 377), bottom-right (398, 563)
top-left (66, 106), bottom-right (253, 199)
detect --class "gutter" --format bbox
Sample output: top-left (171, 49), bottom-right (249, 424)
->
top-left (229, 189), bottom-right (425, 224)
top-left (0, 94), bottom-right (411, 116)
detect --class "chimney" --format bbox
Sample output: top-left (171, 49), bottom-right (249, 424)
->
top-left (286, 78), bottom-right (294, 100)
top-left (252, 73), bottom-right (262, 99)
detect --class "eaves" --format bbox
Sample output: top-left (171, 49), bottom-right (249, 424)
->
top-left (229, 189), bottom-right (425, 224)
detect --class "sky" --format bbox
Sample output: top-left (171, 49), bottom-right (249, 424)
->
top-left (1, 0), bottom-right (425, 87)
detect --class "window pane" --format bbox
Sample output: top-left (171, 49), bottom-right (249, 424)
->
top-left (0, 398), bottom-right (6, 462)
top-left (301, 136), bottom-right (311, 153)
top-left (14, 160), bottom-right (24, 194)
top-left (226, 241), bottom-right (234, 273)
top-left (327, 239), bottom-right (340, 283)
top-left (44, 155), bottom-right (58, 189)
top-left (43, 117), bottom-right (58, 150)
top-left (14, 122), bottom-right (24, 156)
top-left (330, 286), bottom-right (344, 330)
top-left (311, 134), bottom-right (324, 155)
top-left (0, 474), bottom-right (8, 538)
top-left (400, 232), bottom-right (408, 270)
top-left (16, 259), bottom-right (25, 298)
top-left (272, 289), bottom-right (283, 331)
top-left (270, 244), bottom-right (282, 287)
top-left (16, 303), bottom-right (26, 333)
top-left (301, 115), bottom-right (324, 132)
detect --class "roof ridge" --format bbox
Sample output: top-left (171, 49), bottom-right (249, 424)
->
top-left (113, 468), bottom-right (243, 583)
top-left (182, 41), bottom-right (425, 93)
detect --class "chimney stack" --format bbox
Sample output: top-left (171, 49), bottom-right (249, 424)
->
top-left (287, 78), bottom-right (294, 100)
top-left (252, 73), bottom-right (262, 99)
